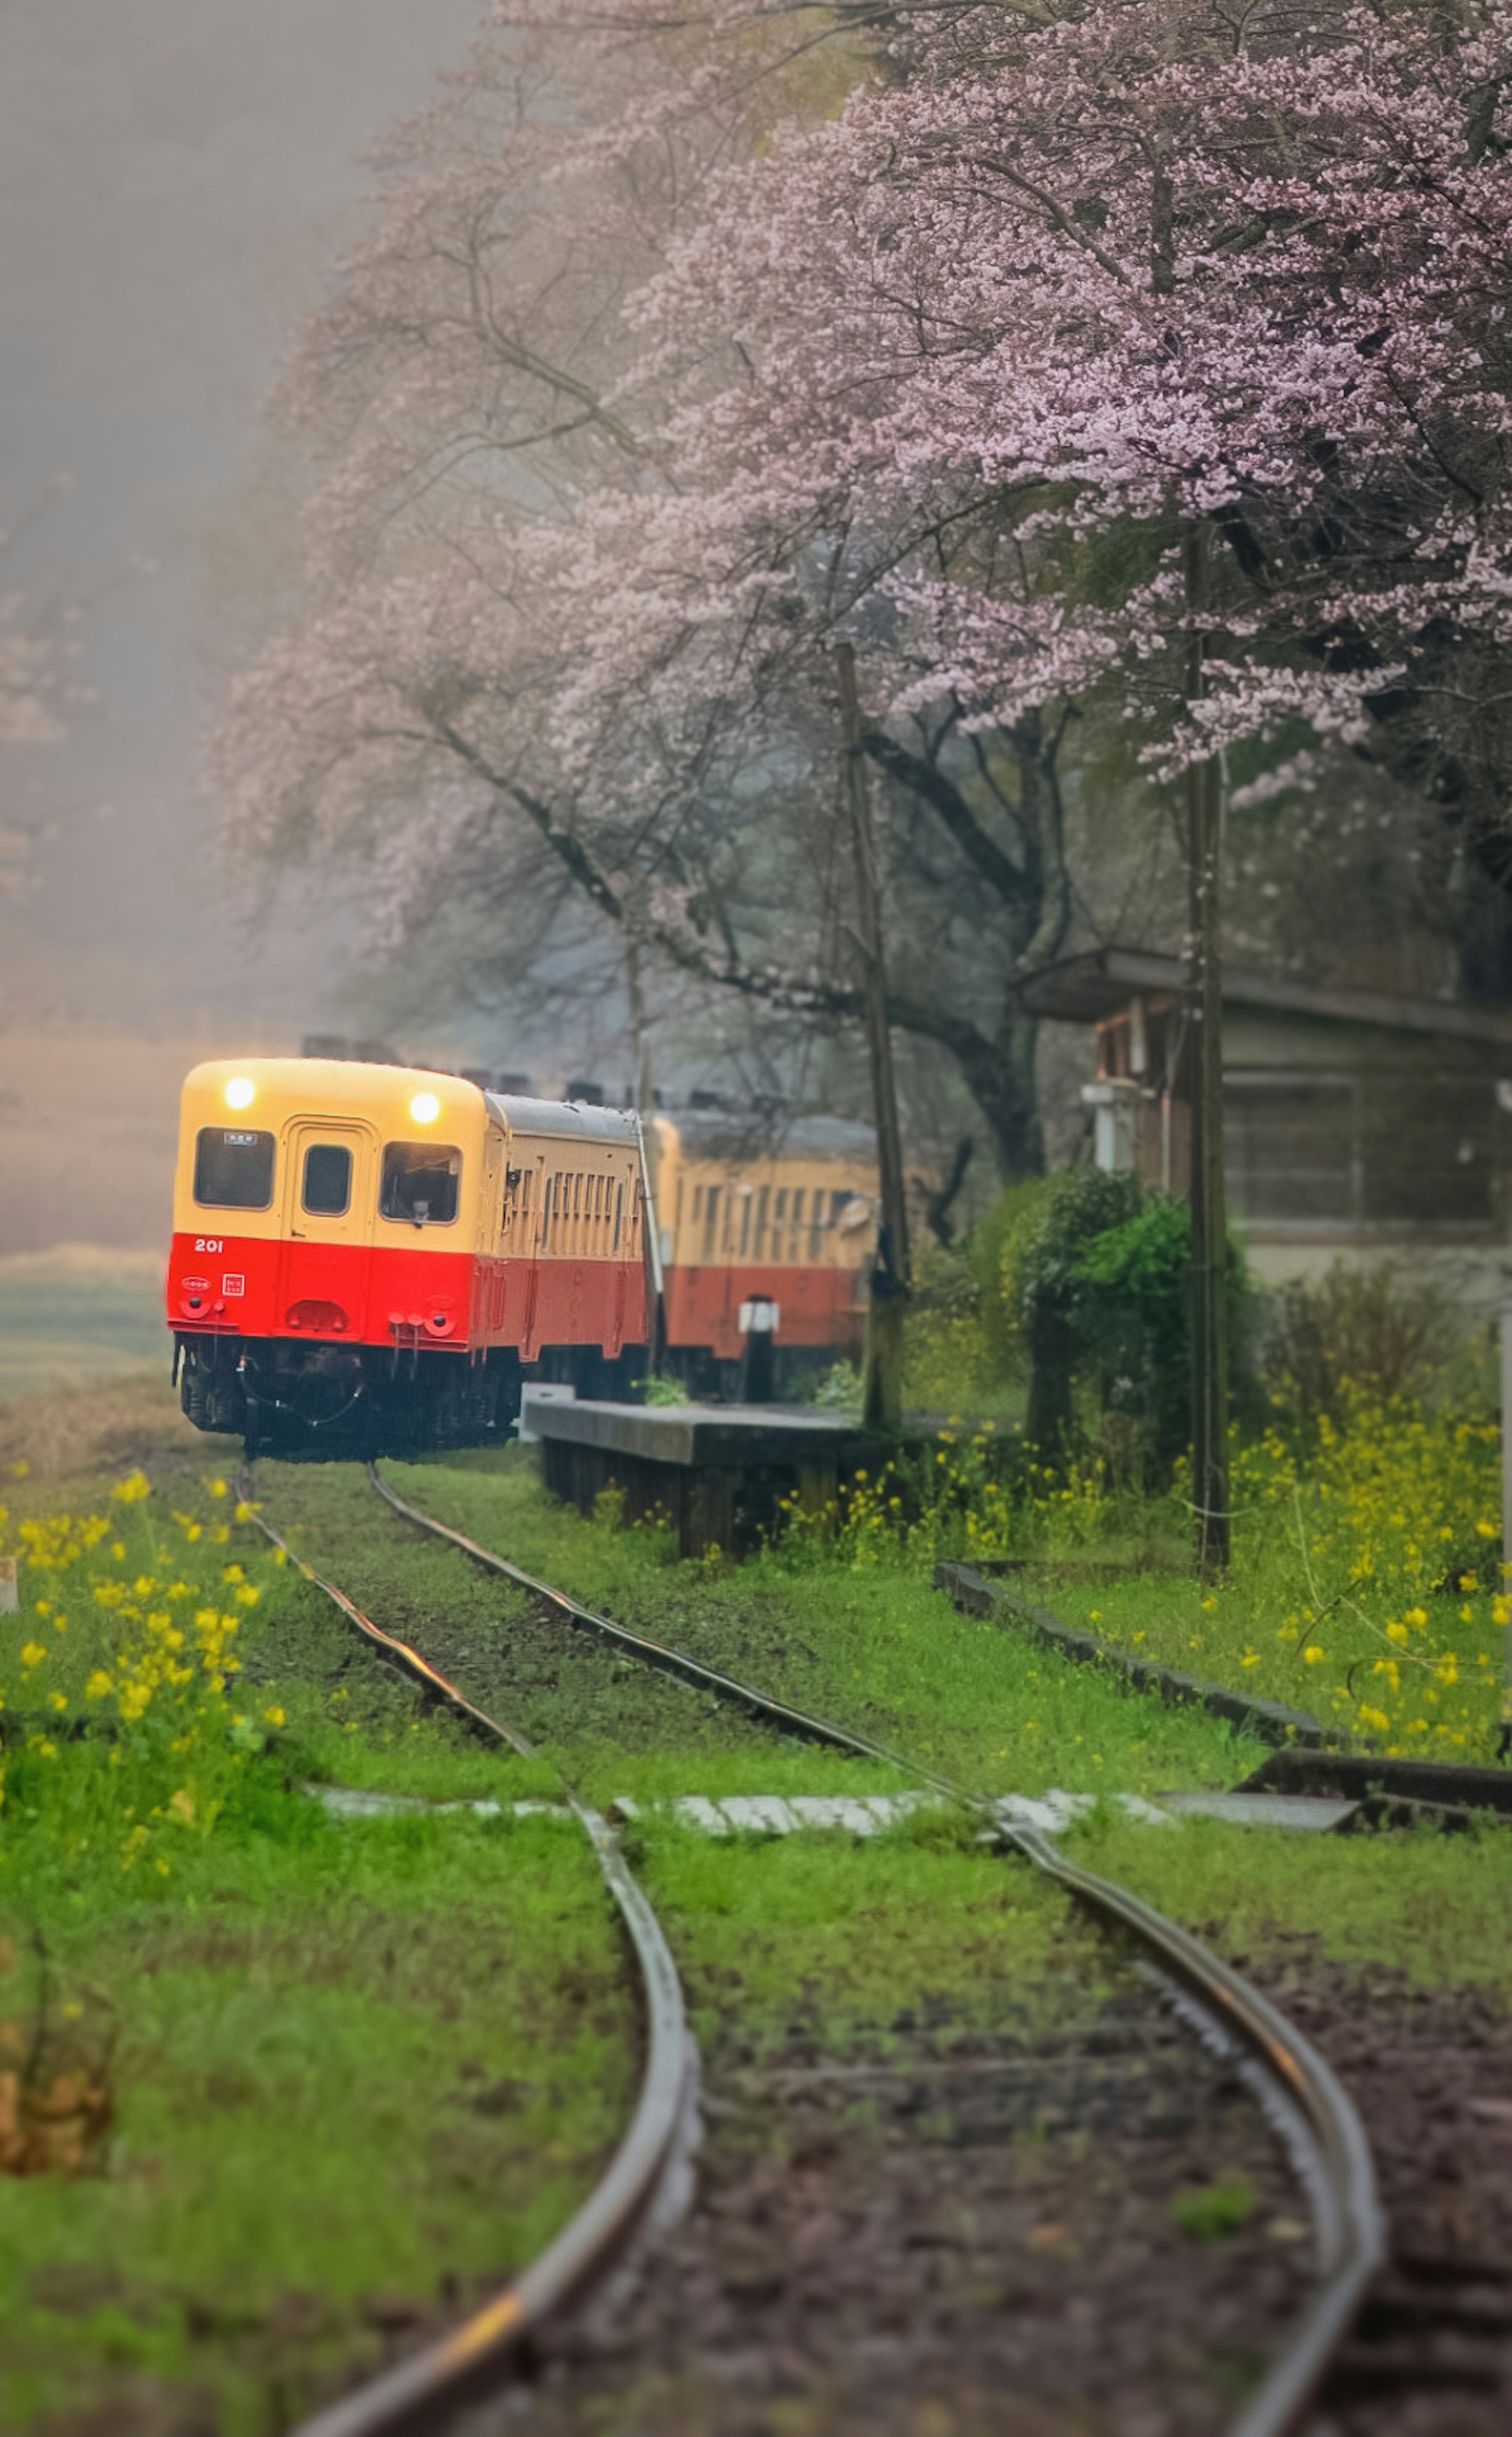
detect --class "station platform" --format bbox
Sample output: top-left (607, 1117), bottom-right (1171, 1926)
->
top-left (521, 1390), bottom-right (871, 1555)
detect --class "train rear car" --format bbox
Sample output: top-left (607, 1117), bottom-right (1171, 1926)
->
top-left (652, 1110), bottom-right (878, 1398)
top-left (169, 1059), bottom-right (651, 1452)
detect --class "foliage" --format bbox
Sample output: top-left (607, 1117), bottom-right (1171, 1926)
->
top-left (1077, 1195), bottom-right (1256, 1480)
top-left (1259, 1260), bottom-right (1456, 1434)
top-left (1015, 1168), bottom-right (1143, 1454)
top-left (1037, 1387), bottom-right (1508, 1762)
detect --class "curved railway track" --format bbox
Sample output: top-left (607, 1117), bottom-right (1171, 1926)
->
top-left (245, 1457), bottom-right (1387, 2437)
top-left (239, 1475), bottom-right (697, 2437)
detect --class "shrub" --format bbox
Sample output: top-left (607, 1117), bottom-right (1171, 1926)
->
top-left (1077, 1195), bottom-right (1255, 1482)
top-left (1260, 1261), bottom-right (1456, 1434)
top-left (1015, 1168), bottom-right (1144, 1453)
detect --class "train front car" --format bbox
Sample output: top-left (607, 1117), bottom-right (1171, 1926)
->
top-left (652, 1110), bottom-right (880, 1400)
top-left (168, 1061), bottom-right (651, 1453)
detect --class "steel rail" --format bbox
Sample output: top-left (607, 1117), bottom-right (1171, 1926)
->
top-left (369, 1460), bottom-right (1385, 2437)
top-left (238, 1473), bottom-right (695, 2437)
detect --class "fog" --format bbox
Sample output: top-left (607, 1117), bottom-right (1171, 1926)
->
top-left (0, 0), bottom-right (485, 1035)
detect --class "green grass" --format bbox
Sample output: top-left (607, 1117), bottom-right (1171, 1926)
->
top-left (255, 1454), bottom-right (1271, 1805)
top-left (1, 1394), bottom-right (1509, 2431)
top-left (1063, 1807), bottom-right (1512, 2002)
top-left (0, 1788), bottom-right (635, 2433)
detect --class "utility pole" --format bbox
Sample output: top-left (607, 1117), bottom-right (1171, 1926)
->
top-left (1184, 524), bottom-right (1230, 1575)
top-left (834, 643), bottom-right (910, 1432)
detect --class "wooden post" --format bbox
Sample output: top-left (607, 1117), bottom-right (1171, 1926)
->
top-left (1184, 525), bottom-right (1230, 1576)
top-left (834, 642), bottom-right (910, 1433)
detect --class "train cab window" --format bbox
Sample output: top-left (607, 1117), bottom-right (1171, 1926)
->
top-left (302, 1142), bottom-right (352, 1217)
top-left (380, 1141), bottom-right (461, 1226)
top-left (194, 1127), bottom-right (275, 1210)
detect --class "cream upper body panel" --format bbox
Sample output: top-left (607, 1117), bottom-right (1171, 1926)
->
top-left (651, 1112), bottom-right (878, 1271)
top-left (173, 1059), bottom-right (492, 1247)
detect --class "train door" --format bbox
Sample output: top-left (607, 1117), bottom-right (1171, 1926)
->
top-left (277, 1120), bottom-right (377, 1339)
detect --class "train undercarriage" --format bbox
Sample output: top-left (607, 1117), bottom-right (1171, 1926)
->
top-left (175, 1332), bottom-right (647, 1459)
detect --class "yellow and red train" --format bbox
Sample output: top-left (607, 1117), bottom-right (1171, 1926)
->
top-left (167, 1057), bottom-right (879, 1450)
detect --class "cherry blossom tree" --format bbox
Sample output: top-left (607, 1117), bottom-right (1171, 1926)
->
top-left (217, 0), bottom-right (1512, 1179)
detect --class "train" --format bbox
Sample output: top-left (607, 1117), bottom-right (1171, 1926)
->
top-left (167, 1057), bottom-right (880, 1452)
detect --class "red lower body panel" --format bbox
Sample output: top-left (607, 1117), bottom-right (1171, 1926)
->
top-left (167, 1234), bottom-right (647, 1359)
top-left (663, 1264), bottom-right (865, 1364)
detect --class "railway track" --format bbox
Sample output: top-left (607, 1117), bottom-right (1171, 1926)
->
top-left (238, 1472), bottom-right (698, 2437)
top-left (245, 1456), bottom-right (1395, 2436)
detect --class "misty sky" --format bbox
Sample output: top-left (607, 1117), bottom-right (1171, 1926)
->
top-left (0, 0), bottom-right (485, 1034)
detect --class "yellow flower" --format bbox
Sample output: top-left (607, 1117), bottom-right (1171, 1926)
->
top-left (1303, 1645), bottom-right (1325, 1665)
top-left (48, 1692), bottom-right (67, 1713)
top-left (84, 1671), bottom-right (112, 1699)
top-left (209, 1479), bottom-right (228, 1499)
top-left (19, 1643), bottom-right (46, 1670)
top-left (263, 1706), bottom-right (285, 1729)
top-left (1475, 1518), bottom-right (1497, 1539)
top-left (112, 1471), bottom-right (151, 1504)
top-left (1386, 1621), bottom-right (1408, 1645)
top-left (222, 1564), bottom-right (245, 1585)
top-left (167, 1789), bottom-right (196, 1825)
top-left (235, 1584), bottom-right (259, 1608)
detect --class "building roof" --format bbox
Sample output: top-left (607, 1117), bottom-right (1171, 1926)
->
top-left (1015, 947), bottom-right (1512, 1045)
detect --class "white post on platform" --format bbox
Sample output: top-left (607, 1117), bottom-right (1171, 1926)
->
top-left (1502, 1307), bottom-right (1512, 1759)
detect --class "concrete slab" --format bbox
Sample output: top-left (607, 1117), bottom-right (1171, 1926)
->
top-left (1156, 1790), bottom-right (1360, 1831)
top-left (305, 1784), bottom-right (1366, 1837)
top-left (526, 1394), bottom-right (867, 1469)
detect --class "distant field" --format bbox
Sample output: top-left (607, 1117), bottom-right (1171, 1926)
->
top-left (0, 1023), bottom-right (296, 1258)
top-left (0, 1244), bottom-right (166, 1406)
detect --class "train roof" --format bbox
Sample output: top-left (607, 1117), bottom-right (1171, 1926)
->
top-left (654, 1109), bottom-right (878, 1164)
top-left (486, 1093), bottom-right (644, 1148)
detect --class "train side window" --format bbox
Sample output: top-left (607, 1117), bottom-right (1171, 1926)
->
top-left (701, 1185), bottom-right (721, 1263)
top-left (613, 1180), bottom-right (624, 1252)
top-left (380, 1142), bottom-right (461, 1225)
top-left (194, 1127), bottom-right (275, 1210)
top-left (302, 1142), bottom-right (352, 1217)
top-left (790, 1187), bottom-right (805, 1258)
top-left (754, 1184), bottom-right (769, 1260)
top-left (540, 1173), bottom-right (554, 1250)
top-left (738, 1188), bottom-right (752, 1257)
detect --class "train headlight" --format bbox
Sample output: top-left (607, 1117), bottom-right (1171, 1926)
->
top-left (409, 1091), bottom-right (441, 1124)
top-left (224, 1077), bottom-right (256, 1111)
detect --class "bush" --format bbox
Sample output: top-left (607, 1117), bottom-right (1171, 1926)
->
top-left (1015, 1168), bottom-right (1144, 1453)
top-left (1077, 1195), bottom-right (1254, 1482)
top-left (1260, 1261), bottom-right (1456, 1434)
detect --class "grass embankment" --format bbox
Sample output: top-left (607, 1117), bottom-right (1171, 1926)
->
top-left (1014, 1396), bottom-right (1509, 1763)
top-left (0, 1469), bottom-right (634, 2432)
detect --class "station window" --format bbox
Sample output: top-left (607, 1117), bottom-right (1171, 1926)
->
top-left (380, 1142), bottom-right (461, 1225)
top-left (302, 1142), bottom-right (352, 1217)
top-left (194, 1127), bottom-right (275, 1210)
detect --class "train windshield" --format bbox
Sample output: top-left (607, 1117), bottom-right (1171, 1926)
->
top-left (380, 1142), bottom-right (461, 1225)
top-left (193, 1127), bottom-right (275, 1209)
